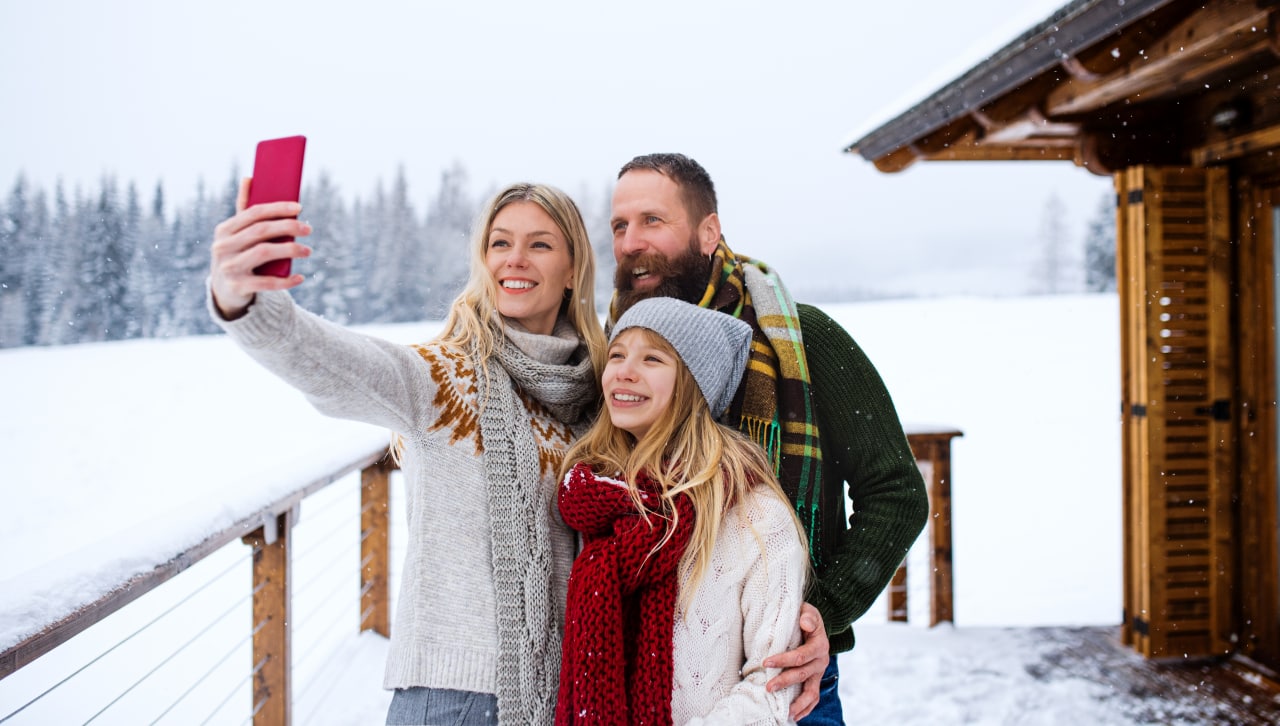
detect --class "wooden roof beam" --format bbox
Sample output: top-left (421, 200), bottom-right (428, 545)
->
top-left (1061, 0), bottom-right (1197, 80)
top-left (913, 124), bottom-right (1082, 157)
top-left (1272, 7), bottom-right (1280, 56)
top-left (872, 145), bottom-right (919, 173)
top-left (1046, 2), bottom-right (1273, 116)
top-left (923, 144), bottom-right (1080, 162)
top-left (1061, 55), bottom-right (1104, 83)
top-left (1192, 123), bottom-right (1280, 165)
top-left (981, 106), bottom-right (1081, 144)
top-left (909, 117), bottom-right (980, 156)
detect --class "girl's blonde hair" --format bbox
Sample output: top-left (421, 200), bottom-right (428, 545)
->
top-left (560, 328), bottom-right (807, 609)
top-left (393, 183), bottom-right (607, 463)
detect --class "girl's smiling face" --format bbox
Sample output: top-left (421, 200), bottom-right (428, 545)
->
top-left (603, 328), bottom-right (678, 441)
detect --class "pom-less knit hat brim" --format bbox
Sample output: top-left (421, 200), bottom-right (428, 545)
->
top-left (609, 297), bottom-right (752, 419)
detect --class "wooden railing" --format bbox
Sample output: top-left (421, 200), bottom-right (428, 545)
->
top-left (1, 428), bottom-right (960, 724)
top-left (888, 428), bottom-right (964, 626)
top-left (0, 447), bottom-right (398, 725)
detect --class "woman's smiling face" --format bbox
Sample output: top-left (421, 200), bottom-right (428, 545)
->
top-left (485, 201), bottom-right (574, 335)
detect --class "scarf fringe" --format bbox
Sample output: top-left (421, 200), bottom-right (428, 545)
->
top-left (741, 414), bottom-right (782, 476)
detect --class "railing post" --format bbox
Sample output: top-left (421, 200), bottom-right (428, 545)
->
top-left (926, 437), bottom-right (956, 626)
top-left (360, 457), bottom-right (393, 638)
top-left (242, 509), bottom-right (294, 726)
top-left (903, 430), bottom-right (962, 627)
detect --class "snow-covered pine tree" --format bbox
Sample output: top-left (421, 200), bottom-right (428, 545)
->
top-left (71, 177), bottom-right (128, 342)
top-left (19, 187), bottom-right (50, 346)
top-left (386, 169), bottom-right (427, 322)
top-left (128, 181), bottom-right (173, 338)
top-left (1083, 192), bottom-right (1117, 292)
top-left (354, 181), bottom-right (393, 323)
top-left (578, 181), bottom-right (616, 314)
top-left (421, 161), bottom-right (472, 320)
top-left (0, 176), bottom-right (30, 347)
top-left (1029, 191), bottom-right (1078, 294)
top-left (117, 182), bottom-right (144, 338)
top-left (38, 182), bottom-right (79, 344)
top-left (294, 171), bottom-right (357, 322)
top-left (165, 177), bottom-right (225, 337)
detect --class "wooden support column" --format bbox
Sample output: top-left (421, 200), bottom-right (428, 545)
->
top-left (927, 438), bottom-right (955, 626)
top-left (360, 458), bottom-right (393, 638)
top-left (907, 430), bottom-right (963, 626)
top-left (242, 510), bottom-right (293, 726)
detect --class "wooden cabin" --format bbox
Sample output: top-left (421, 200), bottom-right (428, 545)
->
top-left (846, 0), bottom-right (1280, 671)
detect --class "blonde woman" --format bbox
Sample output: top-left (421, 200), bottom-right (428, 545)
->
top-left (556, 297), bottom-right (809, 725)
top-left (209, 181), bottom-right (607, 726)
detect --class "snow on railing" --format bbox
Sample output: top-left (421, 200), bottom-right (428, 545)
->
top-left (0, 447), bottom-right (396, 726)
top-left (1, 429), bottom-right (959, 725)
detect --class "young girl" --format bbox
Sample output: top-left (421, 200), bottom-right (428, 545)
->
top-left (555, 297), bottom-right (810, 726)
top-left (209, 181), bottom-right (607, 726)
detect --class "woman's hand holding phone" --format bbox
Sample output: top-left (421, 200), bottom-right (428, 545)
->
top-left (209, 179), bottom-right (312, 320)
top-left (209, 135), bottom-right (311, 320)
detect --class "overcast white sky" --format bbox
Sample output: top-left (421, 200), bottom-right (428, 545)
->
top-left (0, 0), bottom-right (1110, 297)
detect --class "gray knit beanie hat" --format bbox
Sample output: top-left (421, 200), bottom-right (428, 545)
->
top-left (610, 297), bottom-right (752, 419)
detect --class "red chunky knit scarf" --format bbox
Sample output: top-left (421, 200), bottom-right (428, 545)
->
top-left (555, 462), bottom-right (695, 726)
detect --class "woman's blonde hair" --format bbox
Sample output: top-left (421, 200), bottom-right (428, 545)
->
top-left (392, 183), bottom-right (607, 463)
top-left (435, 182), bottom-right (607, 372)
top-left (560, 328), bottom-right (807, 609)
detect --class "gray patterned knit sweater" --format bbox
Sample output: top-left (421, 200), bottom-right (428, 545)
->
top-left (211, 289), bottom-right (593, 723)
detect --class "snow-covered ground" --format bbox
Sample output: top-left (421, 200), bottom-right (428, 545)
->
top-left (1, 293), bottom-right (1138, 723)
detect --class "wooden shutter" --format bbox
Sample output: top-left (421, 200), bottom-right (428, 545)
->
top-left (1118, 165), bottom-right (1234, 659)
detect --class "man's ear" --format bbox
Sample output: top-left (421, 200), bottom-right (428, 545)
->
top-left (697, 212), bottom-right (721, 255)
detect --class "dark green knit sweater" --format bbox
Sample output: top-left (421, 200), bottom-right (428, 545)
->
top-left (795, 303), bottom-right (929, 653)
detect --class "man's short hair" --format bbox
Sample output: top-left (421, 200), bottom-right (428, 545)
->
top-left (618, 153), bottom-right (718, 226)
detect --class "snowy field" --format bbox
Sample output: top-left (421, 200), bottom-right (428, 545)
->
top-left (0, 293), bottom-right (1139, 723)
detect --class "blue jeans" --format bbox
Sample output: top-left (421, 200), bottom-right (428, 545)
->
top-left (386, 686), bottom-right (498, 726)
top-left (797, 658), bottom-right (845, 726)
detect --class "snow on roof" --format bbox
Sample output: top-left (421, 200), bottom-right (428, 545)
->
top-left (840, 0), bottom-right (1083, 151)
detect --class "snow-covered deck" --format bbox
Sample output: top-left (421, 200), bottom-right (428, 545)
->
top-left (304, 624), bottom-right (1280, 725)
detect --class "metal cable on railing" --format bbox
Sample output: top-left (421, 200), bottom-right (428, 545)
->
top-left (291, 581), bottom-right (363, 689)
top-left (357, 603), bottom-right (377, 631)
top-left (204, 655), bottom-right (266, 726)
top-left (292, 588), bottom-right (364, 706)
top-left (290, 516), bottom-right (353, 570)
top-left (295, 618), bottom-right (378, 726)
top-left (292, 537), bottom-right (360, 604)
top-left (296, 482), bottom-right (354, 523)
top-left (1, 449), bottom-right (399, 726)
top-left (0, 551), bottom-right (249, 724)
top-left (245, 660), bottom-right (270, 725)
top-left (80, 581), bottom-right (258, 724)
top-left (291, 495), bottom-right (358, 570)
top-left (147, 619), bottom-right (256, 725)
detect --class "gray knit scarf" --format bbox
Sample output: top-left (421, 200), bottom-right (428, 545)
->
top-left (479, 321), bottom-right (596, 726)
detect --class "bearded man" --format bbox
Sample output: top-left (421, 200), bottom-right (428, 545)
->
top-left (609, 153), bottom-right (930, 726)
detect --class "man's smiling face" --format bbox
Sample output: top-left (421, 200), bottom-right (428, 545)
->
top-left (610, 169), bottom-right (716, 311)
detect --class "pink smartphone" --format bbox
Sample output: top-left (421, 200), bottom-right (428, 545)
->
top-left (247, 135), bottom-right (306, 277)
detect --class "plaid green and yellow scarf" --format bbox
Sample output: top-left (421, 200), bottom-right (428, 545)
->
top-left (609, 238), bottom-right (825, 565)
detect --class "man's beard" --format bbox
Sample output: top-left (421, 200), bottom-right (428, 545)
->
top-left (613, 243), bottom-right (713, 317)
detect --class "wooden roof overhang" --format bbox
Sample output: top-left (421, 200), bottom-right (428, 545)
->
top-left (845, 0), bottom-right (1280, 177)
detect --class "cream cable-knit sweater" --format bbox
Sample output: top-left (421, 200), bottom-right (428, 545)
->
top-left (211, 289), bottom-right (580, 698)
top-left (672, 490), bottom-right (808, 726)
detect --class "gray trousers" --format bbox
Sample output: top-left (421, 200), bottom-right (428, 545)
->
top-left (386, 687), bottom-right (499, 726)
